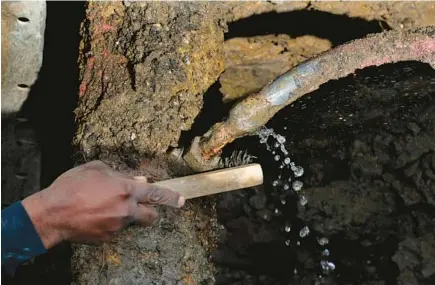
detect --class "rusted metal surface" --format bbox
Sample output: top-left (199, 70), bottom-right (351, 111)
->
top-left (1, 1), bottom-right (46, 115)
top-left (184, 26), bottom-right (435, 171)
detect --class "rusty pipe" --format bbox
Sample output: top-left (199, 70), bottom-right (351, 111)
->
top-left (184, 27), bottom-right (435, 170)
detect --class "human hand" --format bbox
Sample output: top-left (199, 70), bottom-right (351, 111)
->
top-left (22, 160), bottom-right (184, 249)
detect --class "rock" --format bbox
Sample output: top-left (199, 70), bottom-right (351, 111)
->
top-left (392, 234), bottom-right (435, 284)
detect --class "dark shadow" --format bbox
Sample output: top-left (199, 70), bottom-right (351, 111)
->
top-left (226, 9), bottom-right (390, 46)
top-left (2, 2), bottom-right (85, 285)
top-left (20, 1), bottom-right (84, 188)
top-left (178, 81), bottom-right (234, 150)
top-left (215, 61), bottom-right (435, 284)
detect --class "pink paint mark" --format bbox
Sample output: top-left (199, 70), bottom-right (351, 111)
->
top-left (79, 83), bottom-right (87, 97)
top-left (411, 38), bottom-right (435, 57)
top-left (102, 50), bottom-right (110, 58)
top-left (87, 57), bottom-right (95, 69)
top-left (101, 24), bottom-right (115, 32)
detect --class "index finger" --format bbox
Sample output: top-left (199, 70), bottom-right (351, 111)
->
top-left (131, 180), bottom-right (185, 208)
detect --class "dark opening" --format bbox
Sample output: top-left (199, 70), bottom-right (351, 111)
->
top-left (178, 81), bottom-right (234, 149)
top-left (215, 61), bottom-right (435, 285)
top-left (225, 9), bottom-right (390, 46)
top-left (178, 10), bottom-right (391, 151)
top-left (17, 84), bottom-right (30, 89)
top-left (17, 17), bottom-right (30, 23)
top-left (3, 2), bottom-right (85, 285)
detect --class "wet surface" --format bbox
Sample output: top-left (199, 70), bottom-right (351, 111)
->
top-left (215, 61), bottom-right (435, 285)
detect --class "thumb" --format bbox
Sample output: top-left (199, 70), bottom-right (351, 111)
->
top-left (131, 179), bottom-right (185, 208)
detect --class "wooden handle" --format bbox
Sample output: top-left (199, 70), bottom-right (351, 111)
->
top-left (153, 164), bottom-right (263, 199)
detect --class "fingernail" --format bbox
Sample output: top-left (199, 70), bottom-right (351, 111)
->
top-left (177, 196), bottom-right (185, 208)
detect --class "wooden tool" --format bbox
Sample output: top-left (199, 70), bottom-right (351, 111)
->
top-left (153, 164), bottom-right (263, 199)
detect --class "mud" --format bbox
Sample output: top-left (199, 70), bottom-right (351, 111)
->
top-left (72, 154), bottom-right (219, 285)
top-left (54, 2), bottom-right (435, 285)
top-left (215, 61), bottom-right (435, 285)
top-left (71, 2), bottom-right (227, 284)
top-left (74, 1), bottom-right (225, 158)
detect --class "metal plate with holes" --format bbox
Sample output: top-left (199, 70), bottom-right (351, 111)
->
top-left (1, 1), bottom-right (46, 205)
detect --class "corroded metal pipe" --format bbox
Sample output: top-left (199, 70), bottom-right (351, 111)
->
top-left (184, 27), bottom-right (435, 171)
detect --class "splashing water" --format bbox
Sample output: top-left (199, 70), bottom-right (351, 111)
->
top-left (322, 249), bottom-right (330, 256)
top-left (299, 226), bottom-right (310, 238)
top-left (318, 237), bottom-right (329, 246)
top-left (320, 260), bottom-right (336, 273)
top-left (285, 224), bottom-right (291, 232)
top-left (294, 166), bottom-right (304, 177)
top-left (292, 180), bottom-right (303, 191)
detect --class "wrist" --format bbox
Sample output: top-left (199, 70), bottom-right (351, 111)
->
top-left (22, 189), bottom-right (64, 249)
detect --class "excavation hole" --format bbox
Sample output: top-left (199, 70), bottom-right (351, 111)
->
top-left (214, 61), bottom-right (435, 285)
top-left (226, 10), bottom-right (390, 46)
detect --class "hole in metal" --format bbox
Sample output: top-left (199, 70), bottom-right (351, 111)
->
top-left (17, 84), bottom-right (30, 89)
top-left (17, 17), bottom-right (30, 23)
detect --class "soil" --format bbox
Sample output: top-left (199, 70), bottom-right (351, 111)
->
top-left (215, 61), bottom-right (435, 285)
top-left (63, 2), bottom-right (227, 284)
top-left (74, 1), bottom-right (226, 158)
top-left (5, 2), bottom-right (434, 285)
top-left (71, 153), bottom-right (220, 285)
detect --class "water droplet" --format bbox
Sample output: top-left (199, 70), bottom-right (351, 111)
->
top-left (272, 180), bottom-right (279, 187)
top-left (284, 157), bottom-right (291, 164)
top-left (299, 226), bottom-right (310, 238)
top-left (300, 195), bottom-right (308, 206)
top-left (284, 126), bottom-right (287, 130)
top-left (274, 155), bottom-right (280, 161)
top-left (288, 177), bottom-right (292, 182)
top-left (281, 199), bottom-right (286, 205)
top-left (274, 142), bottom-right (280, 148)
top-left (276, 135), bottom-right (286, 144)
top-left (294, 166), bottom-right (304, 177)
top-left (280, 144), bottom-right (289, 155)
top-left (297, 241), bottom-right (301, 246)
top-left (284, 184), bottom-right (290, 190)
top-left (322, 249), bottom-right (330, 256)
top-left (318, 237), bottom-right (329, 246)
top-left (285, 240), bottom-right (291, 246)
top-left (292, 181), bottom-right (303, 191)
top-left (285, 225), bottom-right (291, 232)
top-left (320, 260), bottom-right (335, 273)
top-left (274, 208), bottom-right (280, 215)
top-left (294, 268), bottom-right (298, 274)
top-left (279, 165), bottom-right (284, 169)
top-left (272, 151), bottom-right (275, 154)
